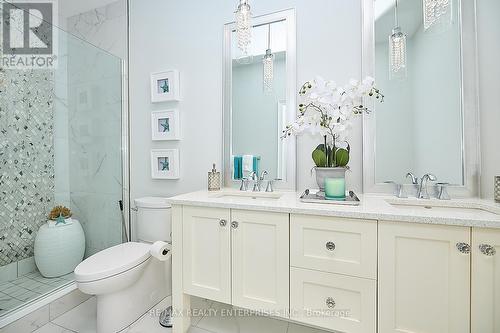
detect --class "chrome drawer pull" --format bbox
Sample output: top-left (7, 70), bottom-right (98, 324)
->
top-left (326, 297), bottom-right (336, 309)
top-left (231, 221), bottom-right (239, 229)
top-left (219, 219), bottom-right (227, 227)
top-left (479, 244), bottom-right (496, 256)
top-left (456, 242), bottom-right (471, 254)
top-left (326, 241), bottom-right (336, 251)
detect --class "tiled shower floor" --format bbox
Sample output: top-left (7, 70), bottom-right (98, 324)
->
top-left (0, 270), bottom-right (73, 316)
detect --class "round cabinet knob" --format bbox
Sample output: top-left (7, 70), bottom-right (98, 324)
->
top-left (326, 297), bottom-right (336, 309)
top-left (326, 241), bottom-right (336, 251)
top-left (479, 244), bottom-right (496, 256)
top-left (219, 219), bottom-right (227, 227)
top-left (456, 242), bottom-right (471, 254)
top-left (231, 221), bottom-right (239, 229)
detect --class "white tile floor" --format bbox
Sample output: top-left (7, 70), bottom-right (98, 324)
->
top-left (34, 296), bottom-right (329, 333)
top-left (0, 271), bottom-right (73, 316)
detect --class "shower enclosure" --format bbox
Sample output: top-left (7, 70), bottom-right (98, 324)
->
top-left (0, 4), bottom-right (125, 320)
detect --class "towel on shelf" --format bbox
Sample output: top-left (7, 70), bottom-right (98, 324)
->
top-left (233, 156), bottom-right (243, 180)
top-left (253, 156), bottom-right (260, 174)
top-left (242, 155), bottom-right (254, 177)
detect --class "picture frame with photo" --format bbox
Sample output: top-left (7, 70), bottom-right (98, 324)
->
top-left (150, 70), bottom-right (181, 102)
top-left (151, 109), bottom-right (180, 141)
top-left (151, 149), bottom-right (180, 179)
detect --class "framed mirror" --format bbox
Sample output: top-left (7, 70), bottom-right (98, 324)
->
top-left (362, 0), bottom-right (480, 197)
top-left (223, 9), bottom-right (296, 190)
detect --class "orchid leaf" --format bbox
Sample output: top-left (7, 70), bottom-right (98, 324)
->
top-left (335, 148), bottom-right (350, 167)
top-left (312, 148), bottom-right (327, 167)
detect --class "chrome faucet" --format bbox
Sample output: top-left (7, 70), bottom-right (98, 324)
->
top-left (239, 178), bottom-right (249, 191)
top-left (417, 173), bottom-right (437, 199)
top-left (249, 171), bottom-right (260, 192)
top-left (259, 171), bottom-right (269, 192)
top-left (406, 172), bottom-right (419, 185)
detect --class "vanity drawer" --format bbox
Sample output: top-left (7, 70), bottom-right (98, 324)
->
top-left (290, 267), bottom-right (376, 333)
top-left (290, 214), bottom-right (377, 279)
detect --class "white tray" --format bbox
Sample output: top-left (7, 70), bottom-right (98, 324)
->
top-left (299, 189), bottom-right (361, 206)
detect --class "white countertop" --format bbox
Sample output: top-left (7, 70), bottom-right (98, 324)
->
top-left (167, 189), bottom-right (500, 229)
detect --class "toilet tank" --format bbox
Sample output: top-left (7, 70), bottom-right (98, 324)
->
top-left (134, 197), bottom-right (171, 243)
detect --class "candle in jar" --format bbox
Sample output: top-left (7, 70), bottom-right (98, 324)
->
top-left (324, 177), bottom-right (346, 200)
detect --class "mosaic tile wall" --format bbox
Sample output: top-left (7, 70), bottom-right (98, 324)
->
top-left (0, 68), bottom-right (55, 266)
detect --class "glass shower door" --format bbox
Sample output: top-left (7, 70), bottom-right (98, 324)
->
top-left (0, 7), bottom-right (124, 318)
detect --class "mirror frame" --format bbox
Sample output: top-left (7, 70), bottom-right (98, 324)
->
top-left (362, 0), bottom-right (480, 197)
top-left (222, 8), bottom-right (297, 190)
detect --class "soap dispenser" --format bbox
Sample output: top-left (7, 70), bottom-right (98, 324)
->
top-left (208, 163), bottom-right (221, 191)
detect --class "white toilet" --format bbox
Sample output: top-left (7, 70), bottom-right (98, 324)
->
top-left (74, 197), bottom-right (172, 333)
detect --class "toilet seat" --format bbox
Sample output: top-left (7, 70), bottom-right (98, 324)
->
top-left (75, 242), bottom-right (151, 283)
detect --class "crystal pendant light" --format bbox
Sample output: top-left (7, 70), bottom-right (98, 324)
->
top-left (423, 0), bottom-right (452, 32)
top-left (389, 0), bottom-right (407, 80)
top-left (235, 0), bottom-right (252, 63)
top-left (263, 24), bottom-right (274, 94)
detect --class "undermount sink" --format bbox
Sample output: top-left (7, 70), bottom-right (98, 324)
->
top-left (386, 199), bottom-right (500, 219)
top-left (210, 191), bottom-right (283, 201)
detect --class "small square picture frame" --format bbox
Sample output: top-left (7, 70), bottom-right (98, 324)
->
top-left (150, 70), bottom-right (181, 102)
top-left (151, 109), bottom-right (180, 141)
top-left (151, 149), bottom-right (180, 179)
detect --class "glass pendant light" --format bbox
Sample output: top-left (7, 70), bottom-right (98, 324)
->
top-left (389, 0), bottom-right (407, 80)
top-left (263, 24), bottom-right (274, 94)
top-left (235, 0), bottom-right (252, 63)
top-left (423, 0), bottom-right (452, 32)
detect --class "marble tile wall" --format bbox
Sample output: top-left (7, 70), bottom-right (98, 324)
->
top-left (64, 0), bottom-right (126, 256)
top-left (0, 69), bottom-right (55, 266)
top-left (66, 0), bottom-right (127, 60)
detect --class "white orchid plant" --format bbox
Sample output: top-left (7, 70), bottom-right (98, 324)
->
top-left (283, 76), bottom-right (384, 168)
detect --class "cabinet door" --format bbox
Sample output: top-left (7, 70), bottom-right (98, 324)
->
top-left (378, 221), bottom-right (470, 333)
top-left (471, 228), bottom-right (500, 333)
top-left (231, 209), bottom-right (289, 315)
top-left (182, 206), bottom-right (231, 303)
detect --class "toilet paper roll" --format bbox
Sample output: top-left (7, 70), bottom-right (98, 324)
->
top-left (150, 241), bottom-right (172, 261)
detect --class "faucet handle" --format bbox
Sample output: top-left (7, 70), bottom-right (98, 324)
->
top-left (437, 182), bottom-right (451, 200)
top-left (249, 171), bottom-right (258, 181)
top-left (239, 178), bottom-right (248, 191)
top-left (385, 181), bottom-right (407, 198)
top-left (266, 179), bottom-right (274, 192)
top-left (252, 178), bottom-right (261, 192)
top-left (260, 170), bottom-right (269, 181)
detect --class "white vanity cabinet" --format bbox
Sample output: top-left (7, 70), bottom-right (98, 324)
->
top-left (378, 221), bottom-right (471, 333)
top-left (181, 206), bottom-right (289, 312)
top-left (173, 198), bottom-right (500, 333)
top-left (471, 228), bottom-right (500, 333)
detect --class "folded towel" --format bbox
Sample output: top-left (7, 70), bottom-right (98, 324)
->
top-left (242, 155), bottom-right (254, 177)
top-left (233, 156), bottom-right (243, 180)
top-left (253, 156), bottom-right (259, 174)
top-left (237, 157), bottom-right (243, 179)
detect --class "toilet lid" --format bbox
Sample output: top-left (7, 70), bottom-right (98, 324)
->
top-left (75, 242), bottom-right (151, 282)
